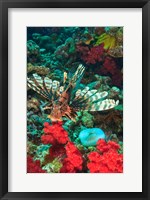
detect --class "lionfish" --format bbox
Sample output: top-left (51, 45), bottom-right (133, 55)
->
top-left (27, 64), bottom-right (119, 121)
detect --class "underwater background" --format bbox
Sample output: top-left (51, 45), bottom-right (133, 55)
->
top-left (27, 27), bottom-right (123, 173)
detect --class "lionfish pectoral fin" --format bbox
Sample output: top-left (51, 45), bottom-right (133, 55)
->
top-left (86, 99), bottom-right (119, 111)
top-left (69, 64), bottom-right (85, 87)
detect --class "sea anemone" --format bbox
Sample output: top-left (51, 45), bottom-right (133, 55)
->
top-left (79, 128), bottom-right (106, 147)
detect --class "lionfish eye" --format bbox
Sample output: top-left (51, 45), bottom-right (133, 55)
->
top-left (44, 108), bottom-right (52, 114)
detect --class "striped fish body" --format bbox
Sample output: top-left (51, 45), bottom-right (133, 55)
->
top-left (27, 64), bottom-right (119, 121)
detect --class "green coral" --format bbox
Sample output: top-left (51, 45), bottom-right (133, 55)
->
top-left (81, 111), bottom-right (94, 128)
top-left (34, 144), bottom-right (50, 164)
top-left (118, 141), bottom-right (123, 154)
top-left (27, 141), bottom-right (37, 155)
top-left (42, 158), bottom-right (63, 173)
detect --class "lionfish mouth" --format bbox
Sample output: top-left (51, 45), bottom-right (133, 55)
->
top-left (27, 64), bottom-right (119, 121)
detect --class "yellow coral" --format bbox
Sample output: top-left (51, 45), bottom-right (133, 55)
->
top-left (95, 33), bottom-right (116, 50)
top-left (95, 28), bottom-right (123, 50)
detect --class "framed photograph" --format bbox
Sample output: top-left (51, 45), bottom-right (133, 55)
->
top-left (0, 0), bottom-right (149, 199)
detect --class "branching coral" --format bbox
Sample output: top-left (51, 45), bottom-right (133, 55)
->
top-left (87, 139), bottom-right (123, 173)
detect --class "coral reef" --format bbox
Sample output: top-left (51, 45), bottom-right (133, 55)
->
top-left (27, 27), bottom-right (123, 173)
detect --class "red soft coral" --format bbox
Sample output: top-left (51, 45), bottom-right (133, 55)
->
top-left (41, 122), bottom-right (69, 145)
top-left (101, 56), bottom-right (117, 75)
top-left (97, 139), bottom-right (120, 153)
top-left (76, 44), bottom-right (105, 64)
top-left (82, 44), bottom-right (105, 64)
top-left (87, 139), bottom-right (123, 173)
top-left (49, 144), bottom-right (66, 159)
top-left (76, 44), bottom-right (89, 57)
top-left (27, 156), bottom-right (46, 173)
top-left (60, 158), bottom-right (76, 173)
top-left (41, 123), bottom-right (83, 173)
top-left (99, 56), bottom-right (123, 88)
top-left (60, 142), bottom-right (83, 173)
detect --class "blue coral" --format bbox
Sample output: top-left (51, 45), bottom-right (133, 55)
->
top-left (79, 128), bottom-right (106, 147)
